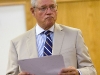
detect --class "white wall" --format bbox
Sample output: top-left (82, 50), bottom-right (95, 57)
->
top-left (0, 5), bottom-right (26, 75)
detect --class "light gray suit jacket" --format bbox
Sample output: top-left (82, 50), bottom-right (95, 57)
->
top-left (6, 24), bottom-right (97, 75)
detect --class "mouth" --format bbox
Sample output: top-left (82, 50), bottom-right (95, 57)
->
top-left (46, 16), bottom-right (54, 20)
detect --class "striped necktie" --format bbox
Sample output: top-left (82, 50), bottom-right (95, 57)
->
top-left (43, 31), bottom-right (52, 56)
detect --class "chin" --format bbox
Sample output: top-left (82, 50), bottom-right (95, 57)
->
top-left (47, 22), bottom-right (54, 26)
top-left (47, 19), bottom-right (55, 24)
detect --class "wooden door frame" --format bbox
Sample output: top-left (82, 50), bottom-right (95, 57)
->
top-left (0, 0), bottom-right (32, 30)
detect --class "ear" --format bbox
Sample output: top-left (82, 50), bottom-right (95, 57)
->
top-left (30, 7), bottom-right (35, 16)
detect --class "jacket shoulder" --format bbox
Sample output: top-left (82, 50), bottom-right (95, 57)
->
top-left (11, 28), bottom-right (35, 43)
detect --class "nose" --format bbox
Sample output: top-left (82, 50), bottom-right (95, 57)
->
top-left (46, 7), bottom-right (52, 14)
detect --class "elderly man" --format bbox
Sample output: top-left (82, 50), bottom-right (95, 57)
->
top-left (6, 0), bottom-right (97, 75)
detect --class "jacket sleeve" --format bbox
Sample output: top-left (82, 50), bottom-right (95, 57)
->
top-left (6, 40), bottom-right (19, 75)
top-left (76, 30), bottom-right (97, 75)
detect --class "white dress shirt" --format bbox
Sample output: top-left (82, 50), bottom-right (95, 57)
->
top-left (35, 24), bottom-right (54, 57)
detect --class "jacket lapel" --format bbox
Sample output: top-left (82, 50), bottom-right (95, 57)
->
top-left (26, 24), bottom-right (65, 57)
top-left (26, 27), bottom-right (38, 58)
top-left (52, 24), bottom-right (65, 55)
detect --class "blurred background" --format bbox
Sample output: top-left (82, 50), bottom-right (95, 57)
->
top-left (0, 0), bottom-right (100, 75)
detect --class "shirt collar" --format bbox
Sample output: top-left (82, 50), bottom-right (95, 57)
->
top-left (36, 23), bottom-right (54, 35)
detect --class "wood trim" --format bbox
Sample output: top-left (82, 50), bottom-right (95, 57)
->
top-left (0, 0), bottom-right (32, 30)
top-left (57, 0), bottom-right (99, 2)
top-left (0, 1), bottom-right (26, 6)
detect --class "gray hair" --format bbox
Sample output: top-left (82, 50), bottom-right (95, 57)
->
top-left (31, 0), bottom-right (57, 7)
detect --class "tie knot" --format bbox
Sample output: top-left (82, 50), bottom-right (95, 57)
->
top-left (44, 31), bottom-right (51, 36)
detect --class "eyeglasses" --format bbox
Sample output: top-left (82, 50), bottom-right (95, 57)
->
top-left (34, 5), bottom-right (57, 12)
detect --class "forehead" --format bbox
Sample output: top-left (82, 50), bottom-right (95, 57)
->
top-left (36, 0), bottom-right (56, 6)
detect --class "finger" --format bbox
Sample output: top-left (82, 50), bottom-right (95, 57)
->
top-left (58, 72), bottom-right (66, 75)
top-left (58, 72), bottom-right (76, 75)
top-left (60, 68), bottom-right (68, 73)
top-left (67, 66), bottom-right (76, 72)
top-left (60, 68), bottom-right (74, 73)
top-left (67, 66), bottom-right (80, 75)
top-left (59, 67), bottom-right (78, 75)
top-left (18, 72), bottom-right (31, 75)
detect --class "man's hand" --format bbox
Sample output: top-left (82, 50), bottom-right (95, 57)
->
top-left (58, 66), bottom-right (80, 75)
top-left (18, 72), bottom-right (34, 75)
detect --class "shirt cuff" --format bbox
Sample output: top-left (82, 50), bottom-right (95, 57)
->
top-left (77, 69), bottom-right (82, 75)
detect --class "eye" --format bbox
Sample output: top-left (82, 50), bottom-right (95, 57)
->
top-left (40, 7), bottom-right (47, 11)
top-left (50, 5), bottom-right (55, 9)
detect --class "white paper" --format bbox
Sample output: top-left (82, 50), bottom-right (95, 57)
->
top-left (18, 55), bottom-right (65, 75)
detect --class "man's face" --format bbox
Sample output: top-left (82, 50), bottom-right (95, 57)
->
top-left (31, 0), bottom-right (57, 30)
